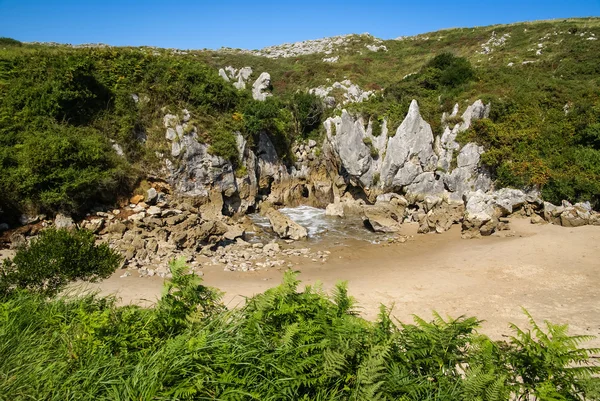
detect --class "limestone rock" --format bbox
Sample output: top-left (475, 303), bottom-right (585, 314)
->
top-left (266, 209), bottom-right (308, 240)
top-left (252, 72), bottom-right (272, 101)
top-left (146, 188), bottom-right (158, 205)
top-left (325, 202), bottom-right (344, 217)
top-left (560, 204), bottom-right (591, 227)
top-left (362, 205), bottom-right (401, 233)
top-left (381, 100), bottom-right (437, 191)
top-left (54, 213), bottom-right (75, 229)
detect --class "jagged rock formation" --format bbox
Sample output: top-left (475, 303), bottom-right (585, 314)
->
top-left (252, 72), bottom-right (272, 101)
top-left (310, 80), bottom-right (375, 107)
top-left (324, 99), bottom-right (492, 203)
top-left (219, 66), bottom-right (253, 90)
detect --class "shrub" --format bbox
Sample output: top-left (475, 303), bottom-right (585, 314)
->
top-left (0, 228), bottom-right (121, 297)
top-left (0, 122), bottom-right (130, 216)
top-left (0, 37), bottom-right (22, 47)
top-left (288, 92), bottom-right (323, 138)
top-left (420, 52), bottom-right (475, 89)
top-left (208, 127), bottom-right (239, 165)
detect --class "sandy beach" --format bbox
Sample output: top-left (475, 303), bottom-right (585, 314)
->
top-left (74, 216), bottom-right (600, 344)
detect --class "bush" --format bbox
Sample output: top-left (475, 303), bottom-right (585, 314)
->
top-left (0, 228), bottom-right (121, 297)
top-left (0, 122), bottom-right (130, 216)
top-left (0, 37), bottom-right (22, 47)
top-left (420, 52), bottom-right (475, 89)
top-left (288, 92), bottom-right (323, 138)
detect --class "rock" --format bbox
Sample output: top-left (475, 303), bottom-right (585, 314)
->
top-left (543, 202), bottom-right (564, 225)
top-left (325, 202), bottom-right (344, 217)
top-left (263, 242), bottom-right (280, 253)
top-left (418, 201), bottom-right (464, 234)
top-left (84, 218), bottom-right (105, 234)
top-left (266, 209), bottom-right (308, 240)
top-left (0, 223), bottom-right (9, 232)
top-left (560, 205), bottom-right (590, 227)
top-left (171, 232), bottom-right (188, 248)
top-left (530, 214), bottom-right (545, 224)
top-left (223, 225), bottom-right (245, 241)
top-left (9, 233), bottom-right (26, 249)
top-left (130, 194), bottom-right (144, 204)
top-left (252, 72), bottom-right (272, 101)
top-left (128, 212), bottom-right (146, 222)
top-left (146, 188), bottom-right (158, 205)
top-left (19, 214), bottom-right (40, 225)
top-left (362, 205), bottom-right (401, 233)
top-left (462, 190), bottom-right (497, 237)
top-left (54, 213), bottom-right (75, 229)
top-left (104, 221), bottom-right (127, 235)
top-left (381, 100), bottom-right (437, 191)
top-left (147, 206), bottom-right (162, 216)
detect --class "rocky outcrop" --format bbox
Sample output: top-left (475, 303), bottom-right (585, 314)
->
top-left (543, 201), bottom-right (599, 227)
top-left (252, 72), bottom-right (272, 101)
top-left (219, 66), bottom-right (253, 90)
top-left (310, 80), bottom-right (375, 106)
top-left (381, 100), bottom-right (438, 192)
top-left (265, 208), bottom-right (308, 240)
top-left (461, 188), bottom-right (540, 238)
top-left (54, 213), bottom-right (75, 230)
top-left (324, 99), bottom-right (492, 203)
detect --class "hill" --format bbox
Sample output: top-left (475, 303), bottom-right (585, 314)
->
top-left (0, 18), bottom-right (599, 222)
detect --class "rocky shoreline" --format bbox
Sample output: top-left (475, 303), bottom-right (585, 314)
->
top-left (1, 96), bottom-right (599, 274)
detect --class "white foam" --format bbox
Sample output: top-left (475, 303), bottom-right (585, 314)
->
top-left (249, 205), bottom-right (393, 243)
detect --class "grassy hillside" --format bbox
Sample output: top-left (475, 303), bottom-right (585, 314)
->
top-left (1, 18), bottom-right (599, 220)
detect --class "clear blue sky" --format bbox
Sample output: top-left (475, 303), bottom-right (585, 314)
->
top-left (1, 0), bottom-right (599, 50)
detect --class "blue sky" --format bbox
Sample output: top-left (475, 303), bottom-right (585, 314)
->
top-left (1, 0), bottom-right (599, 49)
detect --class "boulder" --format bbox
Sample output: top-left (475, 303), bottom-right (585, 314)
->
top-left (146, 188), bottom-right (158, 205)
top-left (104, 221), bottom-right (127, 235)
top-left (266, 209), bottom-right (308, 240)
top-left (223, 225), bottom-right (245, 241)
top-left (362, 205), bottom-right (402, 233)
top-left (252, 72), bottom-right (272, 101)
top-left (560, 205), bottom-right (591, 227)
top-left (130, 194), bottom-right (144, 204)
top-left (418, 201), bottom-right (464, 234)
top-left (54, 213), bottom-right (75, 229)
top-left (263, 242), bottom-right (280, 253)
top-left (325, 202), bottom-right (344, 217)
top-left (543, 202), bottom-right (564, 225)
top-left (147, 206), bottom-right (162, 216)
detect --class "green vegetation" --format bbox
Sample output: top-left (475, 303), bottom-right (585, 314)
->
top-left (0, 228), bottom-right (121, 297)
top-left (1, 18), bottom-right (600, 219)
top-left (0, 261), bottom-right (598, 400)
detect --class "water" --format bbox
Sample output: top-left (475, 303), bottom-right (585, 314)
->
top-left (249, 205), bottom-right (393, 244)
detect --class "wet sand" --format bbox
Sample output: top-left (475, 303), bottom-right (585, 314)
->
top-left (81, 217), bottom-right (600, 343)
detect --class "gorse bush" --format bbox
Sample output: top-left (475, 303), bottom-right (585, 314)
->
top-left (0, 264), bottom-right (598, 400)
top-left (0, 228), bottom-right (121, 298)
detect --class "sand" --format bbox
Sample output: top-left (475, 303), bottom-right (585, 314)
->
top-left (72, 217), bottom-right (600, 343)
